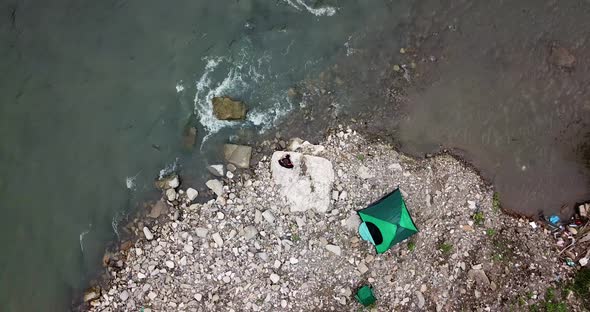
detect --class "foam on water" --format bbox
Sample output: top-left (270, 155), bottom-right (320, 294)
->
top-left (248, 95), bottom-right (294, 132)
top-left (78, 224), bottom-right (92, 253)
top-left (176, 82), bottom-right (185, 93)
top-left (193, 44), bottom-right (295, 143)
top-left (283, 0), bottom-right (337, 16)
top-left (158, 158), bottom-right (179, 179)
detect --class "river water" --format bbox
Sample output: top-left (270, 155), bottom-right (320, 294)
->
top-left (0, 0), bottom-right (412, 310)
top-left (1, 0), bottom-right (589, 310)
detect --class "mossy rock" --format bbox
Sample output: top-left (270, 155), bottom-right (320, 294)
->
top-left (212, 96), bottom-right (247, 120)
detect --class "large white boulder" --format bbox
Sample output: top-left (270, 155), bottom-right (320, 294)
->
top-left (271, 151), bottom-right (335, 213)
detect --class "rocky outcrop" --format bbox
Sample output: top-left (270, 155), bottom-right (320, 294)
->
top-left (154, 174), bottom-right (179, 190)
top-left (212, 96), bottom-right (247, 120)
top-left (223, 144), bottom-right (252, 169)
top-left (270, 151), bottom-right (335, 213)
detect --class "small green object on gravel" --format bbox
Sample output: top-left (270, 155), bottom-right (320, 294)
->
top-left (355, 285), bottom-right (376, 307)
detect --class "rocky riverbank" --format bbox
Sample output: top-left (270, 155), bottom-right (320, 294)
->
top-left (79, 127), bottom-right (586, 311)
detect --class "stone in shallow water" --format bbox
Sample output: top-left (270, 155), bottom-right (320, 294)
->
top-left (186, 188), bottom-right (198, 201)
top-left (212, 96), bottom-right (247, 120)
top-left (143, 227), bottom-right (154, 240)
top-left (207, 165), bottom-right (224, 177)
top-left (148, 200), bottom-right (167, 219)
top-left (206, 179), bottom-right (224, 197)
top-left (224, 144), bottom-right (252, 169)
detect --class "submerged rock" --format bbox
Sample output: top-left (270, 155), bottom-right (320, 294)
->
top-left (549, 45), bottom-right (575, 68)
top-left (207, 165), bottom-right (224, 177)
top-left (155, 174), bottom-right (179, 190)
top-left (83, 286), bottom-right (100, 302)
top-left (212, 96), bottom-right (247, 120)
top-left (148, 200), bottom-right (167, 218)
top-left (206, 179), bottom-right (224, 197)
top-left (182, 126), bottom-right (198, 149)
top-left (224, 144), bottom-right (252, 169)
top-left (186, 188), bottom-right (198, 201)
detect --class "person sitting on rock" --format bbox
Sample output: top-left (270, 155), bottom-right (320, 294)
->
top-left (279, 154), bottom-right (294, 169)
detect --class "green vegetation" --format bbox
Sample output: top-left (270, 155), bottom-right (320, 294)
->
top-left (407, 241), bottom-right (416, 252)
top-left (572, 268), bottom-right (590, 306)
top-left (492, 192), bottom-right (501, 212)
top-left (291, 233), bottom-right (300, 242)
top-left (486, 228), bottom-right (496, 237)
top-left (490, 234), bottom-right (514, 262)
top-left (439, 242), bottom-right (453, 254)
top-left (528, 288), bottom-right (568, 312)
top-left (472, 211), bottom-right (485, 226)
top-left (356, 154), bottom-right (365, 161)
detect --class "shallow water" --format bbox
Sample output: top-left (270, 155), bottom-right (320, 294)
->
top-left (396, 0), bottom-right (590, 217)
top-left (0, 0), bottom-right (411, 310)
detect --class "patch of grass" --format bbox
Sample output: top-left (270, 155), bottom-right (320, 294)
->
top-left (492, 192), bottom-right (501, 212)
top-left (407, 241), bottom-right (416, 252)
top-left (528, 287), bottom-right (569, 312)
top-left (491, 234), bottom-right (515, 262)
top-left (472, 211), bottom-right (485, 226)
top-left (291, 233), bottom-right (300, 242)
top-left (572, 268), bottom-right (590, 306)
top-left (356, 154), bottom-right (365, 161)
top-left (439, 242), bottom-right (453, 254)
top-left (543, 288), bottom-right (568, 312)
top-left (486, 229), bottom-right (496, 237)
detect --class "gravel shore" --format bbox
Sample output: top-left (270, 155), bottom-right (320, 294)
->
top-left (81, 127), bottom-right (583, 311)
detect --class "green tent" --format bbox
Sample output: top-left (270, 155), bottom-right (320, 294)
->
top-left (357, 188), bottom-right (418, 254)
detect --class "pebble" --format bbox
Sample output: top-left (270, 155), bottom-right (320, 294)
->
top-left (243, 225), bottom-right (258, 240)
top-left (262, 210), bottom-right (275, 223)
top-left (325, 244), bottom-right (342, 256)
top-left (332, 190), bottom-right (339, 200)
top-left (415, 291), bottom-right (425, 308)
top-left (206, 179), bottom-right (224, 197)
top-left (270, 273), bottom-right (280, 283)
top-left (273, 260), bottom-right (282, 269)
top-left (148, 291), bottom-right (157, 300)
top-left (137, 272), bottom-right (146, 279)
top-left (195, 227), bottom-right (209, 238)
top-left (165, 260), bottom-right (175, 269)
top-left (166, 188), bottom-right (177, 201)
top-left (194, 293), bottom-right (202, 301)
top-left (184, 244), bottom-right (194, 254)
top-left (281, 300), bottom-right (288, 308)
top-left (119, 290), bottom-right (129, 301)
top-left (226, 171), bottom-right (234, 179)
top-left (143, 227), bottom-right (154, 240)
top-left (254, 210), bottom-right (263, 224)
top-left (358, 261), bottom-right (369, 274)
top-left (339, 191), bottom-right (348, 201)
top-left (227, 164), bottom-right (237, 172)
top-left (207, 165), bottom-right (224, 177)
top-left (212, 233), bottom-right (224, 247)
top-left (357, 165), bottom-right (374, 179)
top-left (217, 212), bottom-right (225, 220)
top-left (186, 188), bottom-right (199, 201)
top-left (290, 257), bottom-right (299, 264)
